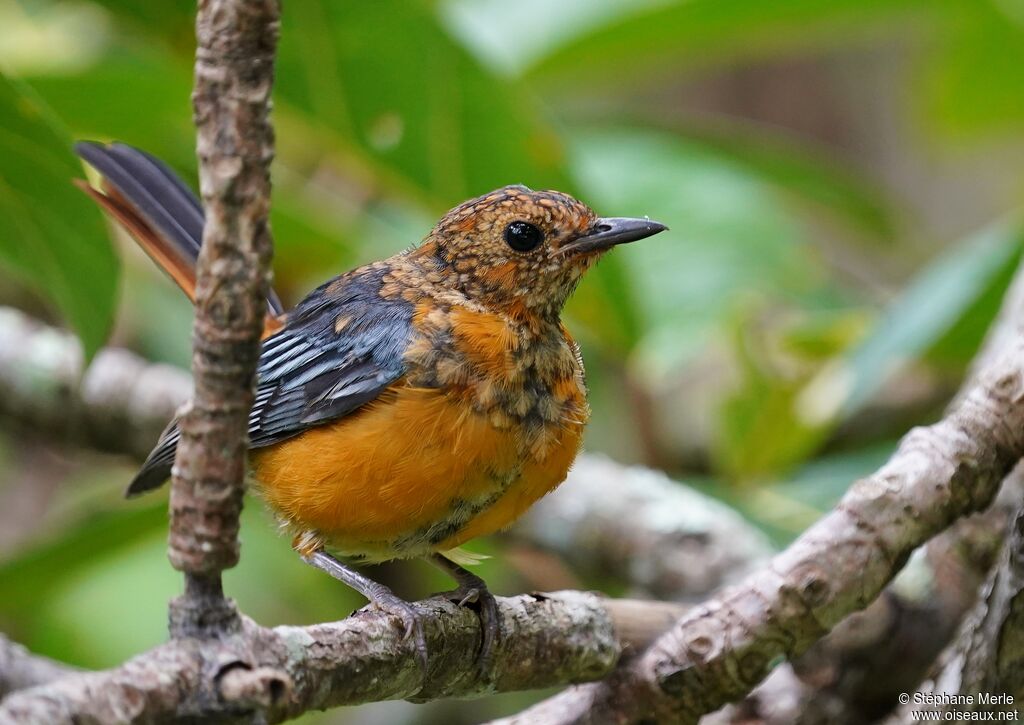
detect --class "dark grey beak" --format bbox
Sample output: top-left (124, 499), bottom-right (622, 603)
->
top-left (559, 216), bottom-right (668, 255)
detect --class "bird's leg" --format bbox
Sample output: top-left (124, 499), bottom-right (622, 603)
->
top-left (302, 550), bottom-right (429, 674)
top-left (429, 553), bottom-right (500, 676)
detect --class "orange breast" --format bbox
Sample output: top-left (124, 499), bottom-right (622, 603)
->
top-left (435, 419), bottom-right (582, 551)
top-left (251, 312), bottom-right (589, 562)
top-left (250, 383), bottom-right (517, 559)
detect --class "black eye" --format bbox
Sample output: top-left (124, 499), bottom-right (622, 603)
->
top-left (503, 221), bottom-right (543, 252)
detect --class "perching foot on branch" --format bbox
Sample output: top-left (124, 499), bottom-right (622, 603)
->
top-left (430, 553), bottom-right (501, 678)
top-left (302, 550), bottom-right (430, 674)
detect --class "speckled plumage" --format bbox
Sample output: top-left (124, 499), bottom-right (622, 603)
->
top-left (251, 187), bottom-right (595, 560)
top-left (77, 145), bottom-right (665, 571)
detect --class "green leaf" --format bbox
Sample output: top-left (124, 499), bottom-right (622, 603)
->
top-left (798, 220), bottom-right (1024, 424)
top-left (711, 307), bottom-right (869, 480)
top-left (442, 0), bottom-right (665, 76)
top-left (0, 502), bottom-right (166, 622)
top-left (671, 122), bottom-right (898, 242)
top-left (22, 47), bottom-right (196, 169)
top-left (567, 126), bottom-right (822, 369)
top-left (920, 2), bottom-right (1024, 139)
top-left (274, 0), bottom-right (572, 204)
top-left (0, 72), bottom-right (119, 358)
top-left (22, 48), bottom-right (373, 301)
top-left (713, 441), bottom-right (896, 545)
top-left (522, 0), bottom-right (948, 88)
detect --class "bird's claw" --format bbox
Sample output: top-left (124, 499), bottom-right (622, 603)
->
top-left (373, 598), bottom-right (429, 676)
top-left (440, 584), bottom-right (499, 678)
top-left (454, 587), bottom-right (479, 608)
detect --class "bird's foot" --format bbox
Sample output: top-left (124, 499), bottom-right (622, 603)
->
top-left (430, 555), bottom-right (500, 678)
top-left (366, 589), bottom-right (430, 675)
top-left (302, 550), bottom-right (429, 675)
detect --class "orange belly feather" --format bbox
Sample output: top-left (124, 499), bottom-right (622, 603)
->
top-left (250, 381), bottom-right (584, 561)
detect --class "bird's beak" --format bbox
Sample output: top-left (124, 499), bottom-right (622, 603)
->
top-left (559, 217), bottom-right (668, 256)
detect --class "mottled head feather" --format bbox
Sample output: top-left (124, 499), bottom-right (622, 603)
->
top-left (411, 185), bottom-right (601, 319)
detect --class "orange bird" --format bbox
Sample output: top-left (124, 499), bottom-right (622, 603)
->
top-left (76, 142), bottom-right (666, 669)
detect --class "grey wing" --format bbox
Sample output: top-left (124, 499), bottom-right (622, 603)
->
top-left (126, 266), bottom-right (414, 496)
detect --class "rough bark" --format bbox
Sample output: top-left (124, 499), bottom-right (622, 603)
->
top-left (0, 593), bottom-right (681, 723)
top-left (950, 505), bottom-right (1024, 700)
top-left (889, 478), bottom-right (1024, 723)
top-left (507, 340), bottom-right (1024, 724)
top-left (168, 0), bottom-right (279, 636)
top-left (706, 470), bottom-right (1014, 725)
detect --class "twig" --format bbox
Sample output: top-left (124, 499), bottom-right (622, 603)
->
top-left (168, 0), bottom-right (279, 637)
top-left (0, 592), bottom-right (681, 722)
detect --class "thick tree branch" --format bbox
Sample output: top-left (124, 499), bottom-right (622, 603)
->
top-left (878, 258), bottom-right (1024, 723)
top-left (952, 500), bottom-right (1024, 699)
top-left (168, 0), bottom-right (279, 636)
top-left (707, 505), bottom-right (1010, 725)
top-left (510, 340), bottom-right (1024, 724)
top-left (709, 257), bottom-right (1024, 725)
top-left (0, 592), bottom-right (685, 722)
top-left (890, 473), bottom-right (1024, 722)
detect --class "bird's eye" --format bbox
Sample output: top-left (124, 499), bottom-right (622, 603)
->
top-left (503, 221), bottom-right (543, 252)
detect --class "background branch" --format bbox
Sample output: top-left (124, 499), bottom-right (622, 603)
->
top-left (706, 255), bottom-right (1024, 725)
top-left (706, 504), bottom-right (1010, 725)
top-left (513, 454), bottom-right (772, 601)
top-left (0, 635), bottom-right (79, 700)
top-left (0, 307), bottom-right (189, 460)
top-left (888, 472), bottom-right (1024, 722)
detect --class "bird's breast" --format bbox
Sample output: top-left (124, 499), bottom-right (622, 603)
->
top-left (251, 300), bottom-right (588, 561)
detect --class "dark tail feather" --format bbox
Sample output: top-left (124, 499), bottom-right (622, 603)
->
top-left (127, 426), bottom-right (179, 497)
top-left (74, 141), bottom-right (286, 321)
top-left (75, 141), bottom-right (286, 495)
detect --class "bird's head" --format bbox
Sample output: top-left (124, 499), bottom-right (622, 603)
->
top-left (414, 185), bottom-right (666, 319)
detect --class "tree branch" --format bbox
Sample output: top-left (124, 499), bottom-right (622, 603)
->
top-left (0, 592), bottom-right (685, 722)
top-left (168, 0), bottom-right (279, 636)
top-left (509, 339), bottom-right (1024, 724)
top-left (889, 469), bottom-right (1024, 722)
top-left (0, 308), bottom-right (190, 460)
top-left (706, 504), bottom-right (1010, 725)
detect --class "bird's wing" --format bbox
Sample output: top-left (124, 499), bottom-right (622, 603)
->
top-left (128, 266), bottom-right (414, 496)
top-left (249, 266), bottom-right (413, 445)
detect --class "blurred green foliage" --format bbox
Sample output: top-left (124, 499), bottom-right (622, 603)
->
top-left (2, 0), bottom-right (1023, 721)
top-left (0, 73), bottom-right (117, 357)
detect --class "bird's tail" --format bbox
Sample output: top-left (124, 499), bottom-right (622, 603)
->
top-left (75, 141), bottom-right (284, 337)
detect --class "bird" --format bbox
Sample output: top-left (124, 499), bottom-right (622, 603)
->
top-left (75, 141), bottom-right (666, 672)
